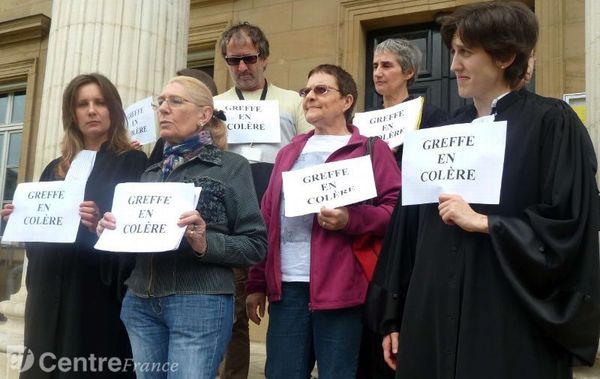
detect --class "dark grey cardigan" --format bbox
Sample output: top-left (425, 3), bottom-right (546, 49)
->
top-left (125, 143), bottom-right (267, 297)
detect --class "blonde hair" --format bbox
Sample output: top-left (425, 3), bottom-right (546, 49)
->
top-left (168, 76), bottom-right (227, 150)
top-left (58, 73), bottom-right (132, 177)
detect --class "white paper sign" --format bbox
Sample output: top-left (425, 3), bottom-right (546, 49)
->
top-left (282, 155), bottom-right (377, 217)
top-left (94, 182), bottom-right (198, 253)
top-left (353, 97), bottom-right (424, 149)
top-left (65, 150), bottom-right (96, 181)
top-left (401, 121), bottom-right (507, 205)
top-left (1, 181), bottom-right (86, 243)
top-left (126, 97), bottom-right (157, 145)
top-left (214, 99), bottom-right (280, 144)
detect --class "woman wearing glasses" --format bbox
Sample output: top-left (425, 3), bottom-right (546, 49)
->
top-left (245, 64), bottom-right (400, 378)
top-left (97, 76), bottom-right (267, 379)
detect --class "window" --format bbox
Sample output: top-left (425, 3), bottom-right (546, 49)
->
top-left (0, 87), bottom-right (26, 236)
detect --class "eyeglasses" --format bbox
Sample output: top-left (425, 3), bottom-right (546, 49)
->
top-left (224, 53), bottom-right (260, 66)
top-left (298, 85), bottom-right (341, 97)
top-left (152, 96), bottom-right (197, 110)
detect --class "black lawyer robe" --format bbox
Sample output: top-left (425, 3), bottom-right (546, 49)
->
top-left (21, 145), bottom-right (147, 379)
top-left (365, 89), bottom-right (600, 379)
top-left (358, 95), bottom-right (448, 379)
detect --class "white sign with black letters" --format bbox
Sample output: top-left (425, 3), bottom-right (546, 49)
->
top-left (126, 97), bottom-right (157, 145)
top-left (353, 97), bottom-right (424, 149)
top-left (282, 156), bottom-right (376, 217)
top-left (95, 182), bottom-right (200, 253)
top-left (214, 99), bottom-right (280, 144)
top-left (402, 121), bottom-right (507, 205)
top-left (1, 181), bottom-right (86, 243)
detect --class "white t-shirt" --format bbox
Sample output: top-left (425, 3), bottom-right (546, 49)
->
top-left (279, 134), bottom-right (351, 282)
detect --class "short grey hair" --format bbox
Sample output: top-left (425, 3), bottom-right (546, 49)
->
top-left (375, 38), bottom-right (422, 86)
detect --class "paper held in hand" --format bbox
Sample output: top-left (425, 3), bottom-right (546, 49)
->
top-left (282, 155), bottom-right (377, 217)
top-left (353, 96), bottom-right (424, 149)
top-left (1, 180), bottom-right (86, 244)
top-left (125, 97), bottom-right (157, 145)
top-left (94, 182), bottom-right (201, 253)
top-left (213, 99), bottom-right (281, 144)
top-left (401, 120), bottom-right (507, 205)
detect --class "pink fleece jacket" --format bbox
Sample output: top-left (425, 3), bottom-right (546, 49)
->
top-left (247, 125), bottom-right (401, 310)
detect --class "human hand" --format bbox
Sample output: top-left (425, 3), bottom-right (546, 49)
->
top-left (96, 212), bottom-right (117, 236)
top-left (80, 201), bottom-right (100, 233)
top-left (178, 210), bottom-right (207, 256)
top-left (382, 332), bottom-right (399, 370)
top-left (246, 292), bottom-right (267, 325)
top-left (130, 140), bottom-right (143, 150)
top-left (317, 206), bottom-right (349, 231)
top-left (1, 203), bottom-right (14, 221)
top-left (438, 194), bottom-right (488, 233)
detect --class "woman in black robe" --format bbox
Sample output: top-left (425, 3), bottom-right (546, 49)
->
top-left (366, 2), bottom-right (600, 378)
top-left (358, 37), bottom-right (448, 379)
top-left (3, 73), bottom-right (147, 378)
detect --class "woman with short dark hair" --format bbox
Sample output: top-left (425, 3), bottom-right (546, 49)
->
top-left (367, 2), bottom-right (600, 378)
top-left (246, 64), bottom-right (400, 378)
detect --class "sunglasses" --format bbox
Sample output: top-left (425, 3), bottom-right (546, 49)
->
top-left (298, 85), bottom-right (341, 97)
top-left (224, 53), bottom-right (260, 66)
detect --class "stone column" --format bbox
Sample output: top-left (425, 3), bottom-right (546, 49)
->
top-left (0, 0), bottom-right (189, 376)
top-left (573, 4), bottom-right (600, 377)
top-left (585, 0), bottom-right (600, 170)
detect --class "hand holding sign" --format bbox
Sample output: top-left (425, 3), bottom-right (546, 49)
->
top-left (438, 193), bottom-right (489, 233)
top-left (282, 155), bottom-right (377, 217)
top-left (179, 210), bottom-right (207, 256)
top-left (317, 206), bottom-right (349, 230)
top-left (94, 182), bottom-right (199, 253)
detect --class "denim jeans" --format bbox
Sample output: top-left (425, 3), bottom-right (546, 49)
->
top-left (266, 282), bottom-right (363, 379)
top-left (120, 290), bottom-right (234, 379)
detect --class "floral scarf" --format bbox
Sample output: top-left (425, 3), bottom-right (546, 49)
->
top-left (162, 130), bottom-right (213, 180)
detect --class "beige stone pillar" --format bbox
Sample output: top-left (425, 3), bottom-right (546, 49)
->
top-left (0, 0), bottom-right (189, 376)
top-left (585, 0), bottom-right (600, 170)
top-left (573, 4), bottom-right (600, 377)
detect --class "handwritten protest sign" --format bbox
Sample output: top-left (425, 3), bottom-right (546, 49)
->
top-left (353, 97), bottom-right (423, 149)
top-left (1, 181), bottom-right (86, 243)
top-left (213, 99), bottom-right (280, 144)
top-left (282, 155), bottom-right (377, 217)
top-left (94, 183), bottom-right (199, 253)
top-left (401, 121), bottom-right (507, 205)
top-left (126, 97), bottom-right (157, 145)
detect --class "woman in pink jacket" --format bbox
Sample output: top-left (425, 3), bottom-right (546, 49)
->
top-left (246, 64), bottom-right (400, 379)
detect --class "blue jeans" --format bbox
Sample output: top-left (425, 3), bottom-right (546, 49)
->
top-left (266, 282), bottom-right (363, 379)
top-left (120, 291), bottom-right (234, 379)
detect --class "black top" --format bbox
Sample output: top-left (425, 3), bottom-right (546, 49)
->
top-left (22, 145), bottom-right (147, 379)
top-left (366, 89), bottom-right (600, 378)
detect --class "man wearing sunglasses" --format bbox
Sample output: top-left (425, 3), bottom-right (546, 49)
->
top-left (214, 22), bottom-right (312, 379)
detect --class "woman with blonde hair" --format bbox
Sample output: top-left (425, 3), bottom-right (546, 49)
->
top-left (97, 76), bottom-right (267, 379)
top-left (3, 73), bottom-right (147, 378)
